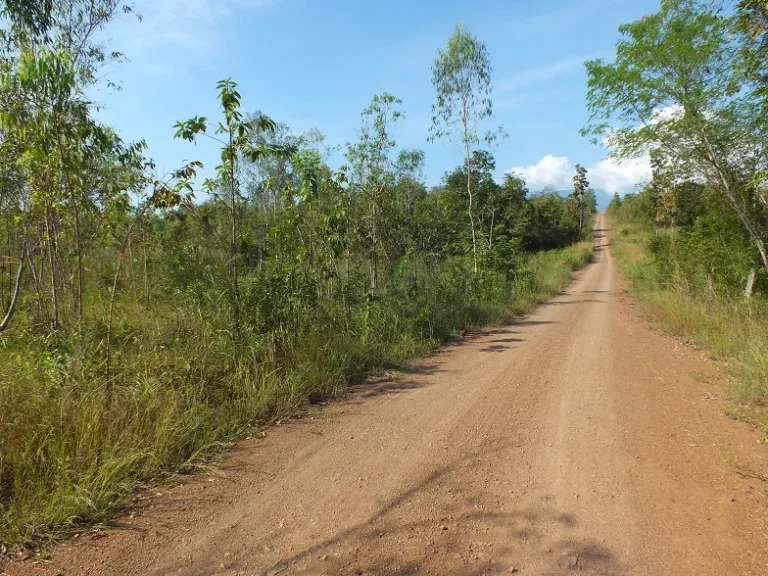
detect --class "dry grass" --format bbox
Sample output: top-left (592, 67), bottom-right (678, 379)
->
top-left (610, 221), bottom-right (768, 423)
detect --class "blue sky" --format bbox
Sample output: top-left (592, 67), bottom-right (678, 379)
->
top-left (97, 0), bottom-right (661, 203)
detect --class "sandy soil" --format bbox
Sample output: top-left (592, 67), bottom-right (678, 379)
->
top-left (5, 214), bottom-right (768, 575)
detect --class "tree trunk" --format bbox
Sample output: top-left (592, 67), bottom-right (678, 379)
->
top-left (56, 121), bottom-right (84, 323)
top-left (488, 205), bottom-right (495, 250)
top-left (143, 240), bottom-right (149, 301)
top-left (26, 247), bottom-right (46, 324)
top-left (0, 253), bottom-right (23, 332)
top-left (464, 118), bottom-right (478, 274)
top-left (45, 205), bottom-right (59, 330)
top-left (72, 198), bottom-right (84, 321)
top-left (745, 268), bottom-right (756, 299)
top-left (229, 129), bottom-right (241, 359)
top-left (370, 195), bottom-right (378, 292)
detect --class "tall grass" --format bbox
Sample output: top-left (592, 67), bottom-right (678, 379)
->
top-left (611, 222), bottom-right (768, 417)
top-left (0, 243), bottom-right (592, 548)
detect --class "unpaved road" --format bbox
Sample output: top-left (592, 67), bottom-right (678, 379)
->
top-left (6, 214), bottom-right (768, 575)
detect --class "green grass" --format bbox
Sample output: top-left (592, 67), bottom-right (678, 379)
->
top-left (0, 243), bottom-right (593, 548)
top-left (611, 221), bottom-right (768, 421)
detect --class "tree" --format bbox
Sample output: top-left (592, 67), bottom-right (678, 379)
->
top-left (1, 0), bottom-right (54, 37)
top-left (737, 0), bottom-right (768, 102)
top-left (583, 0), bottom-right (768, 275)
top-left (346, 93), bottom-right (403, 291)
top-left (0, 1), bottom-right (140, 329)
top-left (572, 164), bottom-right (591, 234)
top-left (430, 24), bottom-right (501, 274)
top-left (175, 79), bottom-right (295, 353)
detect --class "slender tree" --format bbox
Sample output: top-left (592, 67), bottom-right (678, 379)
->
top-left (572, 164), bottom-right (590, 234)
top-left (175, 79), bottom-right (295, 354)
top-left (346, 93), bottom-right (403, 291)
top-left (430, 24), bottom-right (501, 274)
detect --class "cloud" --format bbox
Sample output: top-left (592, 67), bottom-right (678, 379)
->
top-left (509, 154), bottom-right (651, 194)
top-left (589, 156), bottom-right (651, 194)
top-left (496, 51), bottom-right (607, 96)
top-left (125, 0), bottom-right (282, 54)
top-left (511, 154), bottom-right (573, 190)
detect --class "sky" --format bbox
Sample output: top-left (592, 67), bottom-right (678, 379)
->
top-left (95, 0), bottom-right (662, 206)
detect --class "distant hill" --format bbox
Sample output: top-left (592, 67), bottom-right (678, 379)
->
top-left (528, 189), bottom-right (614, 211)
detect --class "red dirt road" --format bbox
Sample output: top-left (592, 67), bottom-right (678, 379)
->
top-left (6, 215), bottom-right (768, 575)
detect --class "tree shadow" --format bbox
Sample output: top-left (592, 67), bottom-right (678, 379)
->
top-left (511, 320), bottom-right (557, 327)
top-left (540, 299), bottom-right (605, 307)
top-left (241, 442), bottom-right (627, 576)
top-left (480, 344), bottom-right (512, 352)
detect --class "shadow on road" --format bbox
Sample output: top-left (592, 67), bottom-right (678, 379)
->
top-left (256, 441), bottom-right (626, 576)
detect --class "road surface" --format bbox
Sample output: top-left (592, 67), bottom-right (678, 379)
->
top-left (8, 215), bottom-right (768, 575)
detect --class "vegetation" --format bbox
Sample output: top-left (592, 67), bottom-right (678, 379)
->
top-left (0, 1), bottom-right (594, 547)
top-left (585, 0), bottom-right (768, 423)
top-left (429, 24), bottom-right (504, 274)
top-left (608, 195), bottom-right (768, 425)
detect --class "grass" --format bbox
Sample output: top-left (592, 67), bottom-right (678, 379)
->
top-left (0, 242), bottom-right (593, 549)
top-left (610, 220), bottom-right (768, 422)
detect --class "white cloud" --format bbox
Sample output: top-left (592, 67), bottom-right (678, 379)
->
top-left (509, 154), bottom-right (651, 194)
top-left (123, 0), bottom-right (282, 54)
top-left (496, 51), bottom-right (607, 96)
top-left (511, 154), bottom-right (573, 190)
top-left (589, 156), bottom-right (651, 194)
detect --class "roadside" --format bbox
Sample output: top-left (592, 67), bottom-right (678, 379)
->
top-left (610, 218), bottom-right (768, 429)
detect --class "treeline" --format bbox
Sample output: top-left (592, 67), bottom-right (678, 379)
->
top-left (608, 176), bottom-right (765, 298)
top-left (0, 2), bottom-right (594, 547)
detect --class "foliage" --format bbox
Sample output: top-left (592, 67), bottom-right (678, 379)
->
top-left (584, 0), bottom-right (768, 274)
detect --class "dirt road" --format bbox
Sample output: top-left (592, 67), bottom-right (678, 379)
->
top-left (8, 215), bottom-right (768, 575)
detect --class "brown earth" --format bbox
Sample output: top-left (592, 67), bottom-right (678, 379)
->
top-left (5, 214), bottom-right (768, 575)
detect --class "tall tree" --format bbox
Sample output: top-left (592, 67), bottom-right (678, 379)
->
top-left (583, 0), bottom-right (768, 274)
top-left (346, 93), bottom-right (403, 291)
top-left (572, 164), bottom-right (591, 234)
top-left (430, 24), bottom-right (501, 274)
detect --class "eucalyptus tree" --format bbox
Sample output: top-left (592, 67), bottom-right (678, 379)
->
top-left (0, 1), bottom-right (54, 36)
top-left (583, 0), bottom-right (768, 274)
top-left (430, 24), bottom-right (502, 273)
top-left (0, 0), bottom-right (139, 329)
